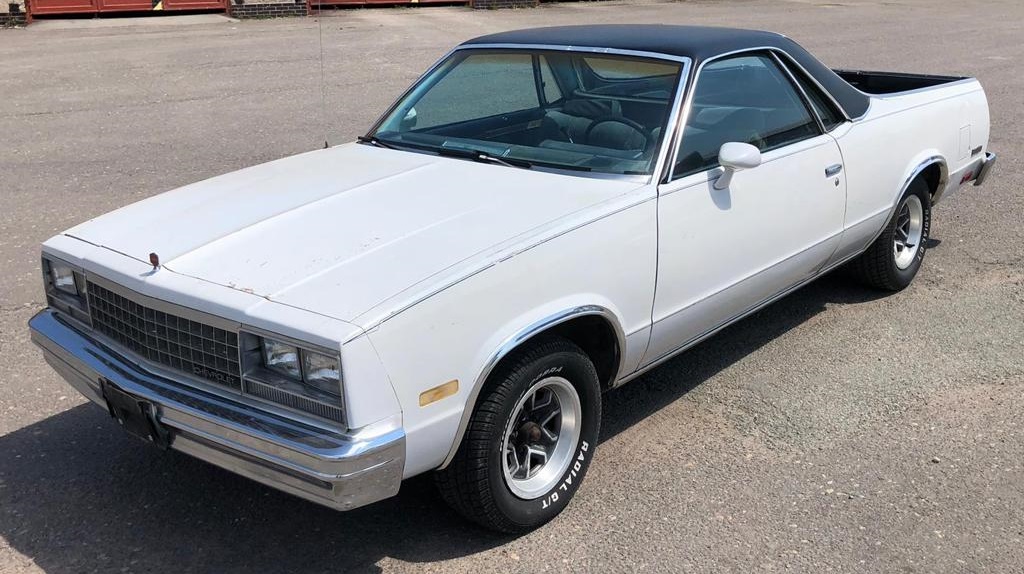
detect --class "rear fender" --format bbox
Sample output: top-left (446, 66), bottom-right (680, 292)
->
top-left (864, 152), bottom-right (946, 247)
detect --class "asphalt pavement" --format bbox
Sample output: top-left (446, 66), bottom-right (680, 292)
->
top-left (1, 0), bottom-right (1021, 572)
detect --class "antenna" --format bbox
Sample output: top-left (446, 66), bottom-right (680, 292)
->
top-left (316, 0), bottom-right (329, 149)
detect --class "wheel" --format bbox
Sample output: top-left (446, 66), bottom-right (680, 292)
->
top-left (848, 178), bottom-right (932, 291)
top-left (435, 337), bottom-right (601, 533)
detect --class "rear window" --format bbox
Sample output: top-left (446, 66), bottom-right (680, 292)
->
top-left (583, 57), bottom-right (678, 80)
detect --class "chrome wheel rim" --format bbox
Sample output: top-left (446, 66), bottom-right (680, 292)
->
top-left (893, 195), bottom-right (924, 270)
top-left (501, 376), bottom-right (581, 500)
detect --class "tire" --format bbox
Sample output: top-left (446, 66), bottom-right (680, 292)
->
top-left (435, 337), bottom-right (601, 533)
top-left (848, 177), bottom-right (932, 291)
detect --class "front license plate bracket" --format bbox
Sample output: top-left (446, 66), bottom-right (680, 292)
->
top-left (101, 380), bottom-right (173, 450)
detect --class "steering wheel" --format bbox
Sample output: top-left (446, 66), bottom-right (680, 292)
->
top-left (583, 115), bottom-right (651, 152)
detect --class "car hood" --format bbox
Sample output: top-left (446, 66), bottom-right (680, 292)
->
top-left (66, 143), bottom-right (643, 324)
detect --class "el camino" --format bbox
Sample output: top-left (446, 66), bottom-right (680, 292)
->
top-left (30, 25), bottom-right (995, 532)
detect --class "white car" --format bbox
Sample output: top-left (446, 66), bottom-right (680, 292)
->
top-left (31, 25), bottom-right (995, 532)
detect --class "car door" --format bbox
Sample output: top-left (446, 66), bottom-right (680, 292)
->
top-left (642, 52), bottom-right (847, 366)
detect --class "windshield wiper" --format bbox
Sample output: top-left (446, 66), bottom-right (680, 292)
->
top-left (435, 146), bottom-right (533, 170)
top-left (356, 135), bottom-right (401, 150)
top-left (536, 161), bottom-right (592, 173)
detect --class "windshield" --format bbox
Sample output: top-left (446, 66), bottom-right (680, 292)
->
top-left (371, 49), bottom-right (684, 176)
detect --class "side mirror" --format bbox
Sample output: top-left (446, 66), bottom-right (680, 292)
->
top-left (400, 107), bottom-right (418, 130)
top-left (713, 142), bottom-right (762, 190)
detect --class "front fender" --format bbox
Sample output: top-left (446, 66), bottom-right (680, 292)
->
top-left (368, 295), bottom-right (632, 478)
top-left (437, 299), bottom-right (626, 469)
top-left (364, 199), bottom-right (657, 478)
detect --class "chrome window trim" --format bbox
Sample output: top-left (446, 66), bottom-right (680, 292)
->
top-left (366, 43), bottom-right (692, 185)
top-left (772, 51), bottom-right (853, 123)
top-left (453, 42), bottom-right (693, 64)
top-left (769, 51), bottom-right (827, 135)
top-left (664, 46), bottom-right (847, 183)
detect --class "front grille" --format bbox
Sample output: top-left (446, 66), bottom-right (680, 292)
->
top-left (87, 282), bottom-right (241, 390)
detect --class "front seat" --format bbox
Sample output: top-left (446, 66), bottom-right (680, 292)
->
top-left (674, 108), bottom-right (768, 175)
top-left (715, 107), bottom-right (768, 151)
top-left (585, 118), bottom-right (648, 151)
top-left (544, 98), bottom-right (622, 143)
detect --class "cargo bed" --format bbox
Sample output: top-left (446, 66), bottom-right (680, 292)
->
top-left (834, 69), bottom-right (969, 95)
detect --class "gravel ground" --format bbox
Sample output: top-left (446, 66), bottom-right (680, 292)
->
top-left (1, 0), bottom-right (1022, 572)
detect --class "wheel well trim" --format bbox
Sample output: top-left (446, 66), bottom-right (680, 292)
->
top-left (863, 154), bottom-right (946, 249)
top-left (902, 155), bottom-right (948, 199)
top-left (436, 304), bottom-right (626, 470)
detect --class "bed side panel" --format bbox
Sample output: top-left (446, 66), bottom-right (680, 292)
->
top-left (828, 80), bottom-right (988, 262)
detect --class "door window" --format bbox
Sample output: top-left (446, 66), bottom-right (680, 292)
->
top-left (783, 59), bottom-right (846, 131)
top-left (673, 53), bottom-right (821, 179)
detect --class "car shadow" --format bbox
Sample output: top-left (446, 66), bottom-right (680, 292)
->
top-left (0, 274), bottom-right (889, 573)
top-left (598, 272), bottom-right (889, 442)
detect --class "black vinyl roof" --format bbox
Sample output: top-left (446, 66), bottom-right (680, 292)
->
top-left (462, 25), bottom-right (870, 119)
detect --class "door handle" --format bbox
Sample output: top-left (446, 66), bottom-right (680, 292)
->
top-left (825, 164), bottom-right (843, 177)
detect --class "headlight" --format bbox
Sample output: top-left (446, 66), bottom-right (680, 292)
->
top-left (262, 338), bottom-right (301, 379)
top-left (303, 350), bottom-right (341, 397)
top-left (240, 332), bottom-right (344, 424)
top-left (50, 263), bottom-right (78, 297)
top-left (41, 256), bottom-right (91, 324)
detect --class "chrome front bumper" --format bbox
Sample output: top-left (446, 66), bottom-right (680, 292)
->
top-left (29, 309), bottom-right (405, 511)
